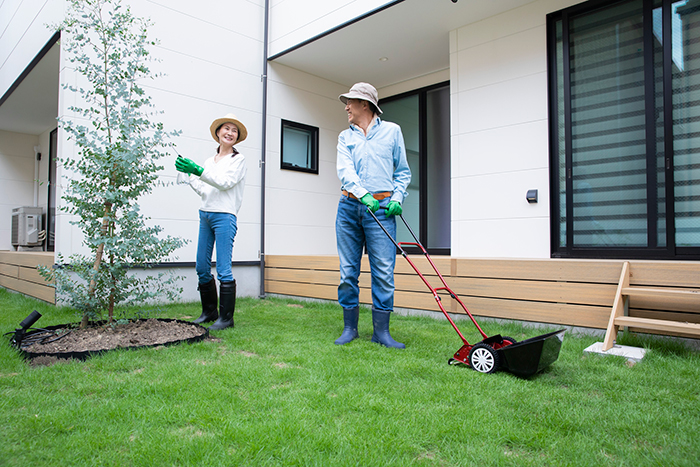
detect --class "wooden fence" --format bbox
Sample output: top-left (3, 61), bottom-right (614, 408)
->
top-left (265, 255), bottom-right (700, 338)
top-left (0, 251), bottom-right (55, 303)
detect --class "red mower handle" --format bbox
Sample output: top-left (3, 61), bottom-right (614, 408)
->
top-left (365, 206), bottom-right (489, 343)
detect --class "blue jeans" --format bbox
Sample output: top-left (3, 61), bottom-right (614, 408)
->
top-left (336, 195), bottom-right (396, 313)
top-left (196, 210), bottom-right (237, 284)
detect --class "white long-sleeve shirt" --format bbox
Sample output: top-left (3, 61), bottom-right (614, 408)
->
top-left (186, 153), bottom-right (247, 216)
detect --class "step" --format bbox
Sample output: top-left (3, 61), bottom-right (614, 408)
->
top-left (614, 316), bottom-right (700, 336)
top-left (621, 287), bottom-right (700, 300)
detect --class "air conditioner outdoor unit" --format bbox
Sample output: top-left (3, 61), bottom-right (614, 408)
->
top-left (11, 206), bottom-right (43, 248)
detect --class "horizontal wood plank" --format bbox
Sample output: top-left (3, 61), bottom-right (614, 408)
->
top-left (449, 277), bottom-right (617, 307)
top-left (0, 251), bottom-right (55, 268)
top-left (627, 262), bottom-right (700, 288)
top-left (0, 263), bottom-right (19, 278)
top-left (394, 256), bottom-right (451, 276)
top-left (615, 316), bottom-right (700, 336)
top-left (457, 296), bottom-right (611, 329)
top-left (266, 268), bottom-right (337, 285)
top-left (622, 287), bottom-right (700, 300)
top-left (19, 266), bottom-right (53, 285)
top-left (629, 309), bottom-right (700, 325)
top-left (0, 274), bottom-right (55, 304)
top-left (265, 280), bottom-right (372, 304)
top-left (265, 255), bottom-right (339, 271)
top-left (453, 258), bottom-right (624, 283)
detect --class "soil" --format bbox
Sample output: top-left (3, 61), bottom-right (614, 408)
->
top-left (20, 319), bottom-right (209, 366)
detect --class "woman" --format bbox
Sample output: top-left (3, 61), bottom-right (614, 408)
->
top-left (175, 114), bottom-right (247, 330)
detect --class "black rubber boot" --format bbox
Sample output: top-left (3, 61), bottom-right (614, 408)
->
top-left (371, 309), bottom-right (405, 349)
top-left (334, 307), bottom-right (359, 345)
top-left (194, 279), bottom-right (218, 324)
top-left (209, 280), bottom-right (235, 331)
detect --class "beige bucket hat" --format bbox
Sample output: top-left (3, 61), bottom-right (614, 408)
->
top-left (210, 113), bottom-right (248, 144)
top-left (339, 82), bottom-right (382, 115)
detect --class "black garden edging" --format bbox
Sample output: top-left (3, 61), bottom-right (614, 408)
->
top-left (10, 318), bottom-right (209, 362)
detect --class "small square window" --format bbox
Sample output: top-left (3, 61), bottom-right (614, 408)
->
top-left (281, 120), bottom-right (319, 174)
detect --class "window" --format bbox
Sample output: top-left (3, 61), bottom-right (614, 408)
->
top-left (548, 0), bottom-right (700, 259)
top-left (281, 120), bottom-right (318, 174)
top-left (380, 82), bottom-right (451, 254)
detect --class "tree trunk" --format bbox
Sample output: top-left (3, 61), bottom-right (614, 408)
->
top-left (82, 201), bottom-right (112, 328)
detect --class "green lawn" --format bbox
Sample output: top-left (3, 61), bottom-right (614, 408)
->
top-left (1, 287), bottom-right (698, 466)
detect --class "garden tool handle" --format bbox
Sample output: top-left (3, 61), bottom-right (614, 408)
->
top-left (366, 207), bottom-right (422, 254)
top-left (370, 207), bottom-right (421, 248)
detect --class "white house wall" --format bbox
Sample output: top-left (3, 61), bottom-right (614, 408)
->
top-left (0, 0), bottom-right (62, 251)
top-left (53, 0), bottom-right (265, 270)
top-left (45, 0), bottom-right (266, 299)
top-left (449, 0), bottom-right (579, 259)
top-left (0, 0), bottom-right (63, 97)
top-left (263, 64), bottom-right (453, 257)
top-left (0, 130), bottom-right (38, 247)
top-left (268, 0), bottom-right (393, 57)
top-left (3, 0), bottom-right (620, 302)
top-left (264, 62), bottom-right (348, 255)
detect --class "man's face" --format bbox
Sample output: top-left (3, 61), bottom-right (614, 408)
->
top-left (345, 98), bottom-right (366, 126)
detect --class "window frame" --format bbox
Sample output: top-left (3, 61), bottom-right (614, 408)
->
top-left (547, 0), bottom-right (700, 260)
top-left (280, 119), bottom-right (319, 174)
top-left (379, 81), bottom-right (451, 256)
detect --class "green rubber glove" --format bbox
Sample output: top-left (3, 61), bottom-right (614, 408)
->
top-left (360, 193), bottom-right (379, 213)
top-left (175, 156), bottom-right (203, 176)
top-left (386, 200), bottom-right (402, 216)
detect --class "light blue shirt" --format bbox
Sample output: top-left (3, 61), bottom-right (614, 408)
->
top-left (337, 117), bottom-right (411, 204)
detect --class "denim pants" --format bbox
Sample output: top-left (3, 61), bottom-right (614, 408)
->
top-left (196, 210), bottom-right (237, 284)
top-left (336, 195), bottom-right (396, 313)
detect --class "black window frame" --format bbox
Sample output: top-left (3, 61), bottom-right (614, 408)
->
top-left (280, 119), bottom-right (319, 174)
top-left (379, 81), bottom-right (451, 256)
top-left (547, 0), bottom-right (700, 260)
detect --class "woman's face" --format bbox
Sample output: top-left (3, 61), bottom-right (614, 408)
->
top-left (217, 123), bottom-right (239, 145)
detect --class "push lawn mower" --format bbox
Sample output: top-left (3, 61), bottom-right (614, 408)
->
top-left (367, 208), bottom-right (564, 377)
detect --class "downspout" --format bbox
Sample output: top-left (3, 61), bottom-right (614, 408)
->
top-left (259, 0), bottom-right (269, 299)
top-left (33, 146), bottom-right (41, 206)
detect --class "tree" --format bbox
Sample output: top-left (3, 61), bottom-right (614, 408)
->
top-left (40, 0), bottom-right (187, 327)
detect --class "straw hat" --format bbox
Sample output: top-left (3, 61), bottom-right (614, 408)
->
top-left (339, 82), bottom-right (382, 115)
top-left (210, 113), bottom-right (248, 144)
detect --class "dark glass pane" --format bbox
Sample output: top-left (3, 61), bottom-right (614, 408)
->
top-left (556, 19), bottom-right (567, 248)
top-left (380, 95), bottom-right (420, 244)
top-left (282, 126), bottom-right (312, 169)
top-left (673, 0), bottom-right (700, 247)
top-left (569, 0), bottom-right (647, 247)
top-left (653, 1), bottom-right (667, 247)
top-left (426, 86), bottom-right (451, 249)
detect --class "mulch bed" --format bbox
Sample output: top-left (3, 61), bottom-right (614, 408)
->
top-left (14, 319), bottom-right (209, 366)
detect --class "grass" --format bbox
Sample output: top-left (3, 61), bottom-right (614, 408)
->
top-left (0, 287), bottom-right (699, 466)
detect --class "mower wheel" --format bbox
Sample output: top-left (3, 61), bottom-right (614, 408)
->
top-left (469, 343), bottom-right (500, 374)
top-left (501, 336), bottom-right (517, 346)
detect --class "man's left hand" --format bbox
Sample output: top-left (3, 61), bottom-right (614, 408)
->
top-left (386, 201), bottom-right (402, 216)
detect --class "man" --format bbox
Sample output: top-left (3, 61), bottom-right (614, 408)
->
top-left (334, 82), bottom-right (411, 349)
